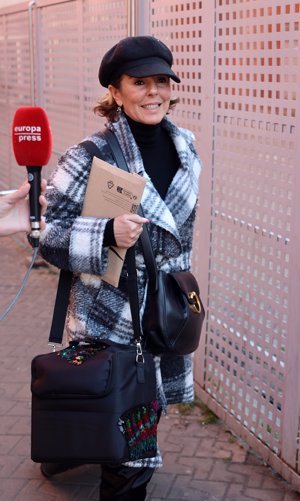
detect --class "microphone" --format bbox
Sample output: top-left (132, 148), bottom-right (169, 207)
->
top-left (12, 106), bottom-right (52, 244)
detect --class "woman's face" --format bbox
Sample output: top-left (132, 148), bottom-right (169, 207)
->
top-left (109, 75), bottom-right (171, 125)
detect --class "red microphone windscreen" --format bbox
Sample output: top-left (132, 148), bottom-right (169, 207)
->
top-left (12, 106), bottom-right (52, 166)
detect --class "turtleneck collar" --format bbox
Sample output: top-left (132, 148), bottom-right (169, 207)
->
top-left (124, 112), bottom-right (162, 147)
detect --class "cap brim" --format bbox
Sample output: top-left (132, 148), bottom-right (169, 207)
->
top-left (124, 59), bottom-right (181, 83)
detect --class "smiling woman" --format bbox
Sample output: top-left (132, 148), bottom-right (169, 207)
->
top-left (109, 75), bottom-right (171, 125)
top-left (38, 35), bottom-right (202, 501)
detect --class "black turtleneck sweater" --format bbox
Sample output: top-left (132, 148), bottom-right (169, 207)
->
top-left (125, 114), bottom-right (180, 199)
top-left (104, 114), bottom-right (180, 246)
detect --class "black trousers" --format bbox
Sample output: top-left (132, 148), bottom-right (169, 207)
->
top-left (41, 462), bottom-right (154, 501)
top-left (99, 463), bottom-right (155, 500)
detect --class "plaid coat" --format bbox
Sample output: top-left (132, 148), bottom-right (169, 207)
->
top-left (40, 113), bottom-right (201, 464)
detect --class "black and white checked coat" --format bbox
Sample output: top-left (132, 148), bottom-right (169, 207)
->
top-left (39, 113), bottom-right (201, 465)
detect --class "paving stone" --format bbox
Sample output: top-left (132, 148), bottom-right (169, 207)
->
top-left (169, 475), bottom-right (227, 500)
top-left (225, 483), bottom-right (284, 501)
top-left (148, 471), bottom-right (176, 498)
top-left (209, 460), bottom-right (248, 484)
top-left (0, 455), bottom-right (26, 478)
top-left (0, 478), bottom-right (28, 499)
top-left (190, 457), bottom-right (215, 479)
top-left (160, 451), bottom-right (196, 475)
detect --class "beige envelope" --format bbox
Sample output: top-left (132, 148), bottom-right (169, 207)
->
top-left (81, 156), bottom-right (146, 287)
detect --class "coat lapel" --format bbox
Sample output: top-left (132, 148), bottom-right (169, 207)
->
top-left (162, 119), bottom-right (200, 228)
top-left (109, 115), bottom-right (200, 244)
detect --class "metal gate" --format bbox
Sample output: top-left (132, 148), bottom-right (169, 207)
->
top-left (0, 0), bottom-right (299, 490)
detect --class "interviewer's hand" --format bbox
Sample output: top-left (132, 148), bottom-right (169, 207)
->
top-left (0, 179), bottom-right (47, 237)
top-left (113, 213), bottom-right (149, 249)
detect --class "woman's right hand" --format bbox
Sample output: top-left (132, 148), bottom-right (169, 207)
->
top-left (0, 179), bottom-right (47, 237)
top-left (113, 213), bottom-right (149, 249)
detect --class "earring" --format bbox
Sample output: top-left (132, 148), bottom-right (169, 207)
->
top-left (117, 105), bottom-right (122, 114)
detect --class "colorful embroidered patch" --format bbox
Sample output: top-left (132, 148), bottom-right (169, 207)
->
top-left (58, 344), bottom-right (105, 366)
top-left (118, 400), bottom-right (158, 461)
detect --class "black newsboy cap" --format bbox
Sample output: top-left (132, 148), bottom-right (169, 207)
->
top-left (99, 36), bottom-right (181, 87)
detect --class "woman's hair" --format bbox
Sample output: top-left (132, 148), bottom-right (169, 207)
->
top-left (93, 76), bottom-right (179, 122)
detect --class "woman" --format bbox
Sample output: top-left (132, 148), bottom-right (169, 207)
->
top-left (39, 36), bottom-right (201, 501)
top-left (0, 180), bottom-right (47, 237)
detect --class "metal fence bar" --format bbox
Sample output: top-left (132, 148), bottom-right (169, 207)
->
top-left (28, 0), bottom-right (36, 105)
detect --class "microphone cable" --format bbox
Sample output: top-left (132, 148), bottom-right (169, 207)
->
top-left (0, 245), bottom-right (39, 321)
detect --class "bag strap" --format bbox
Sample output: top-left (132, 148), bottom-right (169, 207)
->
top-left (48, 269), bottom-right (73, 349)
top-left (102, 129), bottom-right (158, 293)
top-left (48, 131), bottom-right (143, 349)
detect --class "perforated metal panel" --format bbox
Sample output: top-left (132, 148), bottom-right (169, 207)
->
top-left (81, 0), bottom-right (128, 135)
top-left (35, 0), bottom-right (128, 173)
top-left (199, 0), bottom-right (300, 481)
top-left (37, 0), bottom-right (83, 154)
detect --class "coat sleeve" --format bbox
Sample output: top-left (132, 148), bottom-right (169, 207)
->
top-left (39, 144), bottom-right (110, 276)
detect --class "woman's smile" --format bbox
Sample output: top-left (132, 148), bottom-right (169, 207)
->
top-left (142, 103), bottom-right (161, 109)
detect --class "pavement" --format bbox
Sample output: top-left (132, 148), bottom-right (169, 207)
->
top-left (0, 236), bottom-right (300, 501)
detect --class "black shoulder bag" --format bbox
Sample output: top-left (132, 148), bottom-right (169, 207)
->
top-left (93, 129), bottom-right (205, 356)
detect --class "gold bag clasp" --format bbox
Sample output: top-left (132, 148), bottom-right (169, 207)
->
top-left (188, 291), bottom-right (202, 314)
